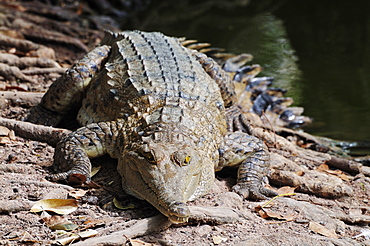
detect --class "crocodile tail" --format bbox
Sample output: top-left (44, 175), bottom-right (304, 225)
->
top-left (182, 40), bottom-right (312, 128)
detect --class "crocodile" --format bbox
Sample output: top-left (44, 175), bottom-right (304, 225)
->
top-left (27, 30), bottom-right (276, 223)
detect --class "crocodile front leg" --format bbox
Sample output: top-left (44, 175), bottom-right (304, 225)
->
top-left (218, 131), bottom-right (277, 200)
top-left (48, 120), bottom-right (123, 184)
top-left (27, 45), bottom-right (111, 126)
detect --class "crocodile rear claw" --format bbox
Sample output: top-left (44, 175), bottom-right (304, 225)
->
top-left (46, 171), bottom-right (89, 185)
top-left (232, 183), bottom-right (277, 200)
top-left (226, 104), bottom-right (252, 133)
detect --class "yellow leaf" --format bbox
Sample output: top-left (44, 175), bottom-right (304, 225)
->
top-left (30, 199), bottom-right (78, 215)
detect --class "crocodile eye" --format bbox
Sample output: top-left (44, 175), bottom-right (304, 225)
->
top-left (184, 155), bottom-right (191, 164)
top-left (138, 150), bottom-right (156, 164)
top-left (143, 152), bottom-right (156, 164)
top-left (137, 144), bottom-right (157, 164)
top-left (172, 151), bottom-right (191, 166)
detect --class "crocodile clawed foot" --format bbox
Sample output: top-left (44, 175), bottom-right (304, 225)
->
top-left (46, 171), bottom-right (90, 185)
top-left (232, 183), bottom-right (277, 200)
top-left (226, 105), bottom-right (252, 133)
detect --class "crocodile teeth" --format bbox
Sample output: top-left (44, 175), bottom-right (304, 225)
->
top-left (168, 215), bottom-right (189, 224)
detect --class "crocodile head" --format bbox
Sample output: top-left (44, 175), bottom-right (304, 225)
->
top-left (117, 141), bottom-right (216, 223)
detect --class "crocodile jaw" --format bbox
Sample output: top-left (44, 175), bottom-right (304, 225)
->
top-left (117, 146), bottom-right (215, 222)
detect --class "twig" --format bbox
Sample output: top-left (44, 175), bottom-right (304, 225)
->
top-left (1, 91), bottom-right (44, 106)
top-left (0, 33), bottom-right (42, 53)
top-left (22, 67), bottom-right (66, 75)
top-left (71, 214), bottom-right (172, 246)
top-left (326, 156), bottom-right (362, 174)
top-left (0, 53), bottom-right (61, 69)
top-left (0, 117), bottom-right (70, 146)
top-left (21, 26), bottom-right (89, 53)
top-left (71, 206), bottom-right (246, 245)
top-left (0, 63), bottom-right (37, 83)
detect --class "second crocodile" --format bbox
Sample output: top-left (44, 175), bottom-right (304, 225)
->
top-left (27, 30), bottom-right (276, 223)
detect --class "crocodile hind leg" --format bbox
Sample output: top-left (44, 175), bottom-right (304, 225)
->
top-left (48, 120), bottom-right (123, 184)
top-left (218, 131), bottom-right (277, 200)
top-left (194, 51), bottom-right (252, 133)
top-left (27, 45), bottom-right (111, 126)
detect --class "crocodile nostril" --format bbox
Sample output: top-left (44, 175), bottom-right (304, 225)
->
top-left (169, 202), bottom-right (190, 217)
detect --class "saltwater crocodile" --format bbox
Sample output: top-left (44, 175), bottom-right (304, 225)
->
top-left (27, 30), bottom-right (277, 223)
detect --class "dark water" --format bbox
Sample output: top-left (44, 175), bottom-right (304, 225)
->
top-left (128, 0), bottom-right (370, 154)
top-left (274, 0), bottom-right (370, 154)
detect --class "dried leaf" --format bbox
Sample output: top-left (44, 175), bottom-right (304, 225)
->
top-left (91, 165), bottom-right (101, 177)
top-left (129, 238), bottom-right (154, 246)
top-left (265, 210), bottom-right (284, 219)
top-left (316, 164), bottom-right (352, 181)
top-left (282, 213), bottom-right (296, 221)
top-left (42, 215), bottom-right (78, 231)
top-left (69, 189), bottom-right (87, 199)
top-left (40, 210), bottom-right (51, 219)
top-left (113, 198), bottom-right (135, 210)
top-left (255, 205), bottom-right (270, 219)
top-left (261, 193), bottom-right (296, 208)
top-left (30, 199), bottom-right (78, 215)
top-left (55, 229), bottom-right (98, 245)
top-left (277, 186), bottom-right (297, 195)
top-left (309, 221), bottom-right (338, 239)
top-left (316, 164), bottom-right (329, 171)
top-left (255, 205), bottom-right (296, 221)
top-left (17, 231), bottom-right (39, 243)
top-left (83, 219), bottom-right (106, 226)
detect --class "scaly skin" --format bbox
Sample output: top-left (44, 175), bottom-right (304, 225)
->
top-left (28, 30), bottom-right (276, 223)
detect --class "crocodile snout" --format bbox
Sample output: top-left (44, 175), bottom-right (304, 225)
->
top-left (168, 202), bottom-right (190, 223)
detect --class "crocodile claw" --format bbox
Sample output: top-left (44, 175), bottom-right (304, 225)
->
top-left (232, 183), bottom-right (277, 200)
top-left (226, 104), bottom-right (252, 133)
top-left (46, 171), bottom-right (90, 185)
